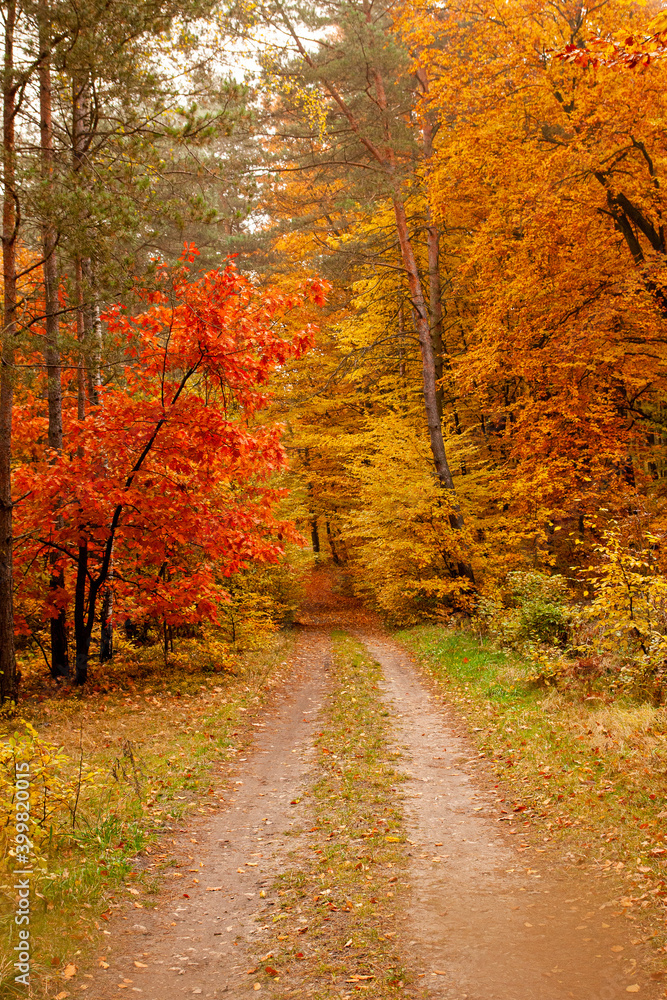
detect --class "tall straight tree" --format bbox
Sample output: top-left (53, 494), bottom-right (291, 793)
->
top-left (37, 0), bottom-right (69, 676)
top-left (1, 0), bottom-right (18, 703)
top-left (252, 0), bottom-right (474, 581)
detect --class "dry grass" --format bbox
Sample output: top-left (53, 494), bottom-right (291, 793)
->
top-left (0, 630), bottom-right (296, 999)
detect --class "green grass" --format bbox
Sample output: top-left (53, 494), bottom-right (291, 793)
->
top-left (397, 625), bottom-right (667, 957)
top-left (255, 632), bottom-right (411, 999)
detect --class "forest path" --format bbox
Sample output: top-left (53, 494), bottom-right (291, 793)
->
top-left (84, 571), bottom-right (663, 1000)
top-left (86, 626), bottom-right (332, 1000)
top-left (361, 633), bottom-right (662, 1000)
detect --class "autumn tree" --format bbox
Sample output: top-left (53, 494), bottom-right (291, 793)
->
top-left (13, 248), bottom-right (324, 683)
top-left (242, 0), bottom-right (475, 582)
top-left (1, 0), bottom-right (258, 688)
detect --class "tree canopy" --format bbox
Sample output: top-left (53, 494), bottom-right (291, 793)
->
top-left (3, 0), bottom-right (667, 698)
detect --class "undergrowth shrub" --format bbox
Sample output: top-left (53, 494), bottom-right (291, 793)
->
top-left (0, 721), bottom-right (103, 873)
top-left (478, 571), bottom-right (573, 650)
top-left (582, 528), bottom-right (667, 702)
top-left (345, 416), bottom-right (476, 624)
top-left (218, 555), bottom-right (304, 647)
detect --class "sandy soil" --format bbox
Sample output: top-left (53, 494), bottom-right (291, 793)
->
top-left (82, 578), bottom-right (665, 1000)
top-left (85, 628), bottom-right (331, 1000)
top-left (362, 634), bottom-right (664, 1000)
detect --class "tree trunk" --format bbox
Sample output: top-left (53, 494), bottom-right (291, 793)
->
top-left (100, 583), bottom-right (113, 662)
top-left (275, 3), bottom-right (474, 579)
top-left (392, 195), bottom-right (474, 583)
top-left (0, 0), bottom-right (18, 704)
top-left (326, 520), bottom-right (342, 565)
top-left (419, 74), bottom-right (446, 420)
top-left (392, 201), bottom-right (457, 491)
top-left (85, 265), bottom-right (102, 407)
top-left (73, 540), bottom-right (90, 684)
top-left (39, 1), bottom-right (70, 678)
top-left (39, 1), bottom-right (62, 455)
top-left (72, 76), bottom-right (101, 410)
top-left (90, 296), bottom-right (102, 406)
top-left (427, 215), bottom-right (445, 419)
top-left (311, 518), bottom-right (320, 554)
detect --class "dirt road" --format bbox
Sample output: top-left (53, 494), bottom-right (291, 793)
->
top-left (85, 581), bottom-right (664, 1000)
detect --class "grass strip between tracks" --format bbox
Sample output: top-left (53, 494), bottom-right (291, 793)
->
top-left (255, 631), bottom-right (411, 999)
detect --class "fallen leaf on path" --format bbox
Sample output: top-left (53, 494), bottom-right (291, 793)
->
top-left (433, 971), bottom-right (447, 976)
top-left (346, 976), bottom-right (374, 982)
top-left (265, 967), bottom-right (279, 977)
top-left (612, 946), bottom-right (624, 952)
top-left (344, 939), bottom-right (352, 948)
top-left (128, 888), bottom-right (139, 896)
top-left (626, 987), bottom-right (640, 993)
top-left (206, 886), bottom-right (223, 892)
top-left (133, 962), bottom-right (148, 968)
top-left (385, 836), bottom-right (400, 842)
top-left (253, 985), bottom-right (261, 991)
top-left (54, 993), bottom-right (69, 999)
top-left (63, 965), bottom-right (77, 980)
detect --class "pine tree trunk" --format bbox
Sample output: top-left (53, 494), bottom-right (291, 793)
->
top-left (72, 77), bottom-right (101, 411)
top-left (39, 0), bottom-right (69, 677)
top-left (0, 0), bottom-right (18, 704)
top-left (39, 2), bottom-right (62, 455)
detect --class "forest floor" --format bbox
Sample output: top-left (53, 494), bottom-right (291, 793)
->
top-left (58, 567), bottom-right (667, 1000)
